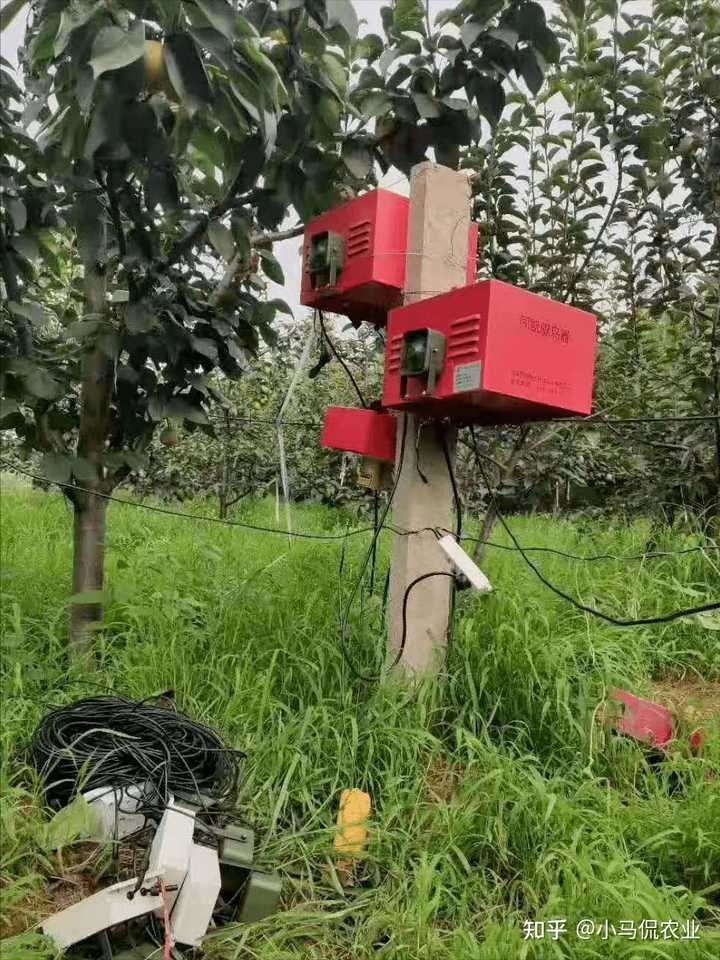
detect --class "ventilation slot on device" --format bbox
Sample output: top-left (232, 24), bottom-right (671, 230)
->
top-left (447, 316), bottom-right (481, 363)
top-left (346, 221), bottom-right (372, 260)
top-left (387, 335), bottom-right (404, 372)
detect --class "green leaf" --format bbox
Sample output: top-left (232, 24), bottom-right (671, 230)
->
top-left (412, 92), bottom-right (441, 118)
top-left (9, 301), bottom-right (49, 328)
top-left (315, 94), bottom-right (341, 132)
top-left (460, 22), bottom-right (484, 49)
top-left (394, 0), bottom-right (425, 33)
top-left (258, 248), bottom-right (284, 284)
top-left (490, 27), bottom-right (518, 48)
top-left (268, 298), bottom-right (293, 316)
top-left (23, 366), bottom-right (61, 400)
top-left (195, 0), bottom-right (237, 37)
top-left (40, 453), bottom-right (73, 484)
top-left (46, 796), bottom-right (101, 850)
top-left (238, 38), bottom-right (287, 102)
top-left (378, 46), bottom-right (397, 76)
top-left (70, 590), bottom-right (108, 605)
top-left (71, 193), bottom-right (105, 268)
top-left (65, 320), bottom-right (102, 341)
top-left (208, 220), bottom-right (235, 262)
top-left (84, 95), bottom-right (130, 161)
top-left (165, 398), bottom-right (210, 424)
top-left (442, 96), bottom-right (470, 111)
top-left (355, 33), bottom-right (383, 63)
top-left (192, 337), bottom-right (219, 361)
top-left (468, 74), bottom-right (505, 125)
top-left (145, 167), bottom-right (179, 211)
top-left (532, 26), bottom-right (560, 64)
top-left (72, 457), bottom-right (98, 482)
top-left (7, 197), bottom-right (27, 232)
top-left (164, 33), bottom-right (213, 115)
top-left (0, 0), bottom-right (28, 32)
top-left (697, 613), bottom-right (720, 631)
top-left (326, 0), bottom-right (359, 40)
top-left (29, 12), bottom-right (60, 63)
top-left (0, 398), bottom-right (20, 421)
top-left (517, 47), bottom-right (544, 95)
top-left (321, 52), bottom-right (348, 95)
top-left (89, 21), bottom-right (145, 79)
top-left (341, 140), bottom-right (373, 179)
top-left (54, 1), bottom-right (103, 58)
top-left (516, 1), bottom-right (547, 42)
top-left (360, 91), bottom-right (392, 118)
top-left (125, 302), bottom-right (156, 334)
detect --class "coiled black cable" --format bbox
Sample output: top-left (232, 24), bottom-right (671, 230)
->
top-left (29, 696), bottom-right (243, 812)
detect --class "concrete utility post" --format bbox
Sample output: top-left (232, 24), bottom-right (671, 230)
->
top-left (387, 162), bottom-right (472, 674)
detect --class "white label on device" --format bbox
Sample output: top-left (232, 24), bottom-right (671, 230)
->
top-left (438, 535), bottom-right (492, 593)
top-left (454, 361), bottom-right (482, 392)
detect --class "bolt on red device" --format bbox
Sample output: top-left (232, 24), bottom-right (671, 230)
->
top-left (382, 279), bottom-right (597, 424)
top-left (301, 189), bottom-right (478, 326)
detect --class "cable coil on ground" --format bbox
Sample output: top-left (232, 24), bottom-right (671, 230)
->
top-left (30, 695), bottom-right (243, 812)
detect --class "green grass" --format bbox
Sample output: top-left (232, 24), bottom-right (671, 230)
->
top-left (1, 482), bottom-right (719, 959)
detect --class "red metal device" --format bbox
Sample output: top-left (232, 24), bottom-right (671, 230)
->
top-left (382, 279), bottom-right (597, 424)
top-left (301, 190), bottom-right (479, 326)
top-left (321, 406), bottom-right (397, 463)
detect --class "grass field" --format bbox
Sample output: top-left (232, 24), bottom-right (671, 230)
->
top-left (1, 482), bottom-right (719, 959)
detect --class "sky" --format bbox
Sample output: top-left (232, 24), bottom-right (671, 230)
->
top-left (3, 1), bottom-right (652, 315)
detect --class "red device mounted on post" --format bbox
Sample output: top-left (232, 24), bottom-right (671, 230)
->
top-left (382, 279), bottom-right (597, 424)
top-left (300, 189), bottom-right (479, 326)
top-left (320, 407), bottom-right (397, 463)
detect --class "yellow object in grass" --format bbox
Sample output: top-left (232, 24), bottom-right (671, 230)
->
top-left (334, 789), bottom-right (371, 857)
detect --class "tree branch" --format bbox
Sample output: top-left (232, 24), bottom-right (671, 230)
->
top-left (251, 222), bottom-right (305, 248)
top-left (210, 222), bottom-right (304, 307)
top-left (563, 153), bottom-right (625, 303)
top-left (0, 224), bottom-right (32, 357)
top-left (137, 172), bottom-right (253, 297)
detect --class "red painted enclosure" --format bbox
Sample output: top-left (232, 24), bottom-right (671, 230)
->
top-left (382, 279), bottom-right (597, 424)
top-left (301, 190), bottom-right (479, 326)
top-left (321, 407), bottom-right (397, 463)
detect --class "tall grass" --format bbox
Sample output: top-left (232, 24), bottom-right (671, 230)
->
top-left (1, 483), bottom-right (718, 958)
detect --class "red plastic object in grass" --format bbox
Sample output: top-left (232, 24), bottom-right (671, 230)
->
top-left (609, 689), bottom-right (673, 749)
top-left (689, 728), bottom-right (705, 754)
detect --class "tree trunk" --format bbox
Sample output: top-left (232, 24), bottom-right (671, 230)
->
top-left (710, 286), bottom-right (720, 531)
top-left (473, 501), bottom-right (499, 565)
top-left (472, 427), bottom-right (531, 563)
top-left (70, 262), bottom-right (113, 658)
top-left (70, 493), bottom-right (108, 657)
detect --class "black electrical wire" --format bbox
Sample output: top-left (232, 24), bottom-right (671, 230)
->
top-left (469, 436), bottom-right (720, 626)
top-left (29, 695), bottom-right (243, 812)
top-left (549, 414), bottom-right (719, 425)
top-left (318, 310), bottom-right (369, 408)
top-left (441, 428), bottom-right (463, 540)
top-left (4, 461), bottom-right (717, 565)
top-left (390, 571), bottom-right (457, 671)
top-left (211, 414), bottom-right (319, 429)
top-left (338, 417), bottom-right (408, 681)
top-left (339, 419), bottom-right (463, 681)
top-left (369, 491), bottom-right (380, 593)
top-left (457, 535), bottom-right (720, 563)
top-left (0, 461), bottom-right (383, 542)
